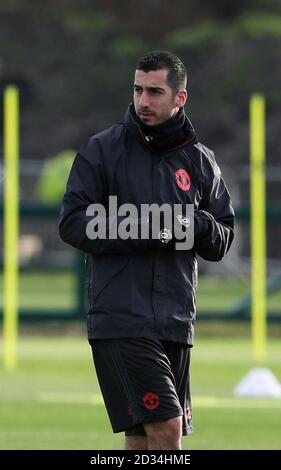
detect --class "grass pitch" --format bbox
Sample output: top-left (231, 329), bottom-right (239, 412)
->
top-left (0, 334), bottom-right (280, 450)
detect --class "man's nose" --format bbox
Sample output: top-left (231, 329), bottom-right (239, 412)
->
top-left (138, 91), bottom-right (150, 108)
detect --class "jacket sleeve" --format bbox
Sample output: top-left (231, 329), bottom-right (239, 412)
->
top-left (58, 138), bottom-right (151, 254)
top-left (194, 150), bottom-right (235, 261)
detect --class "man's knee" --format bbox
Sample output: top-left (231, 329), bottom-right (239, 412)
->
top-left (125, 435), bottom-right (148, 450)
top-left (144, 416), bottom-right (182, 450)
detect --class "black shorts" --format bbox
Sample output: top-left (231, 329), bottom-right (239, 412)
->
top-left (89, 337), bottom-right (192, 436)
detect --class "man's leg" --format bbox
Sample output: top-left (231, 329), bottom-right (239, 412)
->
top-left (144, 416), bottom-right (182, 450)
top-left (125, 435), bottom-right (148, 450)
top-left (91, 338), bottom-right (186, 449)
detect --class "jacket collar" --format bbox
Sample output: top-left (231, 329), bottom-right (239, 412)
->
top-left (124, 103), bottom-right (198, 154)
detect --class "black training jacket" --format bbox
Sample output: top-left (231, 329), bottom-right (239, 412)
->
top-left (59, 107), bottom-right (234, 345)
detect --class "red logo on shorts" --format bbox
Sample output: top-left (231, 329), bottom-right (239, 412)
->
top-left (143, 392), bottom-right (160, 410)
top-left (175, 168), bottom-right (191, 191)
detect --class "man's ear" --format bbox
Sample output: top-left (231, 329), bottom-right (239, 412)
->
top-left (176, 89), bottom-right (188, 107)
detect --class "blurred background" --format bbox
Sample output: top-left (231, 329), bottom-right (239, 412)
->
top-left (0, 0), bottom-right (280, 450)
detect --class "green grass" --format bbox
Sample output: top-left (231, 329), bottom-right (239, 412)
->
top-left (0, 271), bottom-right (76, 311)
top-left (0, 335), bottom-right (280, 450)
top-left (1, 272), bottom-right (281, 313)
top-left (197, 276), bottom-right (281, 312)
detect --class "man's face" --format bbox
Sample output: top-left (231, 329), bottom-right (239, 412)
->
top-left (133, 69), bottom-right (187, 126)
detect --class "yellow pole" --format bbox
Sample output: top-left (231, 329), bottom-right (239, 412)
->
top-left (250, 94), bottom-right (266, 361)
top-left (3, 86), bottom-right (20, 369)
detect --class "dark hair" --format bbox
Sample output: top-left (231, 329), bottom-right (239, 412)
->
top-left (136, 50), bottom-right (187, 94)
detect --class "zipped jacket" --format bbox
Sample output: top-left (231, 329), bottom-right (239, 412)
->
top-left (59, 106), bottom-right (234, 345)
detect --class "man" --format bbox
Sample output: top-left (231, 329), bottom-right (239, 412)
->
top-left (59, 51), bottom-right (234, 450)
